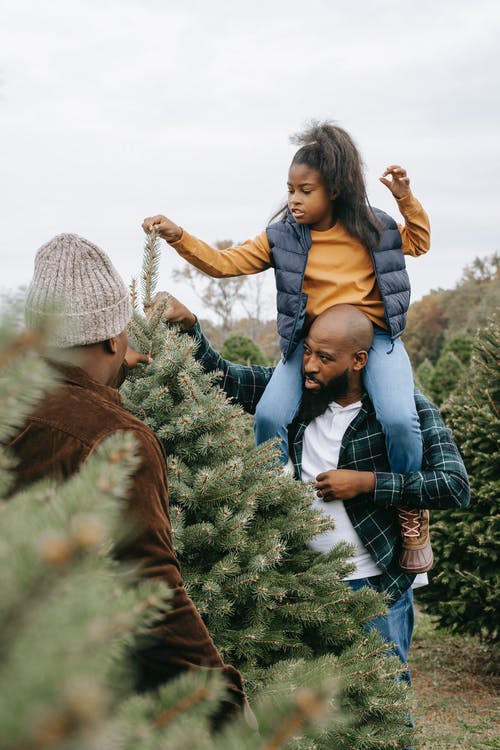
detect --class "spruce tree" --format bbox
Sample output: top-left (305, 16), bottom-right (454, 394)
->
top-left (429, 349), bottom-right (465, 405)
top-left (120, 233), bottom-right (415, 749)
top-left (419, 315), bottom-right (499, 641)
top-left (221, 332), bottom-right (270, 365)
top-left (441, 332), bottom-right (474, 367)
top-left (0, 299), bottom-right (404, 750)
top-left (0, 310), bottom-right (167, 748)
top-left (415, 358), bottom-right (436, 401)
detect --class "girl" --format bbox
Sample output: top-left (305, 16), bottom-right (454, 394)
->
top-left (142, 121), bottom-right (432, 574)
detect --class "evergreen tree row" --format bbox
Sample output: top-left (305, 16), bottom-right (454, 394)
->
top-left (403, 251), bottom-right (499, 370)
top-left (417, 314), bottom-right (500, 642)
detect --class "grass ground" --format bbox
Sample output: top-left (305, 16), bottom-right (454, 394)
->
top-left (410, 605), bottom-right (499, 748)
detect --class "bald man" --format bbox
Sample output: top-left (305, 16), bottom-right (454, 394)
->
top-left (160, 296), bottom-right (470, 691)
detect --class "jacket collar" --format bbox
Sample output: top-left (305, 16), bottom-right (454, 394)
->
top-left (288, 391), bottom-right (373, 479)
top-left (48, 360), bottom-right (123, 406)
top-left (284, 209), bottom-right (312, 253)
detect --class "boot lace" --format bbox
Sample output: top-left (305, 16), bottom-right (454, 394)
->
top-left (398, 509), bottom-right (422, 538)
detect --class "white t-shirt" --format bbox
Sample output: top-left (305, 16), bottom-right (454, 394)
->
top-left (287, 399), bottom-right (428, 586)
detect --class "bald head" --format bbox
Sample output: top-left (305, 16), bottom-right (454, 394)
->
top-left (300, 305), bottom-right (373, 410)
top-left (310, 305), bottom-right (374, 353)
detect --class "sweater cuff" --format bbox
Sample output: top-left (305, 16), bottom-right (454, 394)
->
top-left (171, 228), bottom-right (211, 258)
top-left (374, 472), bottom-right (404, 507)
top-left (395, 192), bottom-right (422, 216)
top-left (169, 228), bottom-right (185, 247)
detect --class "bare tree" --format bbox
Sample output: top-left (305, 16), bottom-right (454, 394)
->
top-left (239, 273), bottom-right (275, 339)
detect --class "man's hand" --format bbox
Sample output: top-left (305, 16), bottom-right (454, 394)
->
top-left (125, 346), bottom-right (152, 369)
top-left (314, 469), bottom-right (375, 501)
top-left (379, 165), bottom-right (411, 200)
top-left (146, 291), bottom-right (197, 331)
top-left (142, 214), bottom-right (183, 243)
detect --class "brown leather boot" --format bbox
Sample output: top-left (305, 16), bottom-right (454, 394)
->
top-left (398, 508), bottom-right (434, 573)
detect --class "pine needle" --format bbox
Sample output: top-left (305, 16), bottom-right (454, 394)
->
top-left (141, 229), bottom-right (161, 310)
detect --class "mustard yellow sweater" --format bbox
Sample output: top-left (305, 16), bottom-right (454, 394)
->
top-left (170, 193), bottom-right (430, 330)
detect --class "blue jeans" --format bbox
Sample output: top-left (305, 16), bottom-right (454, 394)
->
top-left (346, 577), bottom-right (414, 681)
top-left (362, 327), bottom-right (422, 473)
top-left (254, 340), bottom-right (304, 463)
top-left (254, 327), bottom-right (422, 472)
top-left (348, 576), bottom-right (415, 747)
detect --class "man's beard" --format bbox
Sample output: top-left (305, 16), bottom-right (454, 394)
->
top-left (297, 369), bottom-right (350, 422)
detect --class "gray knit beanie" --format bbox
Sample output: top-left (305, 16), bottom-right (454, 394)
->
top-left (26, 233), bottom-right (132, 347)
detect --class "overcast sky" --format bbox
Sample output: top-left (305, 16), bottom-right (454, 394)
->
top-left (1, 0), bottom-right (499, 321)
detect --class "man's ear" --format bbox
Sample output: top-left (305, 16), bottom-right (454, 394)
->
top-left (104, 337), bottom-right (118, 354)
top-left (353, 350), bottom-right (368, 371)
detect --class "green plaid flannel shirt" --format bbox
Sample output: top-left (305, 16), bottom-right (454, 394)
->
top-left (188, 321), bottom-right (470, 601)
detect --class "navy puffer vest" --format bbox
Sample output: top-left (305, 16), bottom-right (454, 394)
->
top-left (266, 208), bottom-right (411, 360)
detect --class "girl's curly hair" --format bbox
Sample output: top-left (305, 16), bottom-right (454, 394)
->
top-left (273, 120), bottom-right (382, 249)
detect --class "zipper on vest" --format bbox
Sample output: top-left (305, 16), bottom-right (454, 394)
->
top-left (284, 221), bottom-right (311, 361)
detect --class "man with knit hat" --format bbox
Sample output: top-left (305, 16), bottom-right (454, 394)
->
top-left (8, 233), bottom-right (245, 723)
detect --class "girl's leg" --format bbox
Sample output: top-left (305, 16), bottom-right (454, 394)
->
top-left (363, 327), bottom-right (433, 575)
top-left (254, 341), bottom-right (304, 464)
top-left (362, 327), bottom-right (422, 473)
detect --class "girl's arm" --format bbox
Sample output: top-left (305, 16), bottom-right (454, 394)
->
top-left (142, 214), bottom-right (271, 277)
top-left (396, 193), bottom-right (431, 258)
top-left (379, 165), bottom-right (431, 257)
top-left (171, 229), bottom-right (272, 277)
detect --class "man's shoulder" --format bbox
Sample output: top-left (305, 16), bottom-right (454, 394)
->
top-left (413, 388), bottom-right (444, 424)
top-left (355, 389), bottom-right (444, 432)
top-left (28, 380), bottom-right (157, 449)
top-left (8, 378), bottom-right (164, 496)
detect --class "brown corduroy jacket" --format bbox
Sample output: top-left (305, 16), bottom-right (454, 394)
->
top-left (7, 361), bottom-right (244, 720)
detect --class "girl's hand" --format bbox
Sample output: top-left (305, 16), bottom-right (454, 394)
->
top-left (379, 165), bottom-right (411, 200)
top-left (142, 214), bottom-right (183, 243)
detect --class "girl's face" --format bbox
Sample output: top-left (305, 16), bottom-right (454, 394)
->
top-left (287, 163), bottom-right (336, 231)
